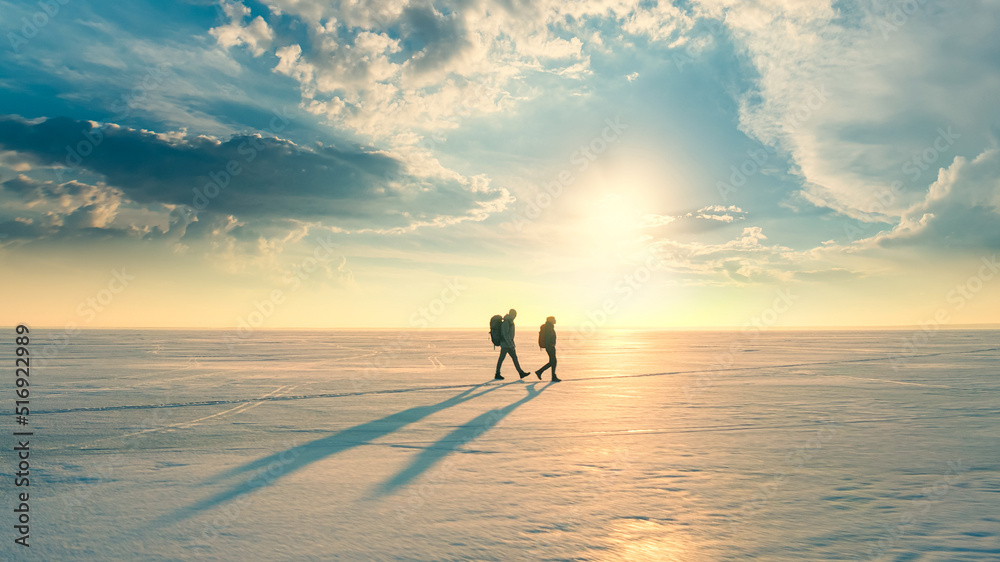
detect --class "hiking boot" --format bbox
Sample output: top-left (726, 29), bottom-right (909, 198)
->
top-left (534, 370), bottom-right (542, 380)
top-left (551, 375), bottom-right (562, 382)
top-left (494, 374), bottom-right (504, 380)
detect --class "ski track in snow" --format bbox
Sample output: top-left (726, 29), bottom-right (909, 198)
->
top-left (19, 330), bottom-right (1000, 561)
top-left (76, 385), bottom-right (302, 448)
top-left (37, 345), bottom-right (997, 415)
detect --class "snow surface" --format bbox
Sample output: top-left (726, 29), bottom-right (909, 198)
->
top-left (5, 329), bottom-right (999, 561)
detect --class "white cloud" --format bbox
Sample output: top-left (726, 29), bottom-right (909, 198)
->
top-left (622, 0), bottom-right (689, 41)
top-left (641, 221), bottom-right (870, 285)
top-left (649, 225), bottom-right (796, 284)
top-left (210, 0), bottom-right (696, 142)
top-left (697, 213), bottom-right (735, 222)
top-left (700, 0), bottom-right (1000, 224)
top-left (7, 176), bottom-right (123, 228)
top-left (210, 6), bottom-right (274, 57)
top-left (693, 204), bottom-right (746, 222)
top-left (700, 205), bottom-right (743, 213)
top-left (848, 148), bottom-right (1000, 251)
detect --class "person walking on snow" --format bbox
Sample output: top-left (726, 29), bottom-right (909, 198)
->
top-left (496, 309), bottom-right (531, 380)
top-left (534, 316), bottom-right (561, 382)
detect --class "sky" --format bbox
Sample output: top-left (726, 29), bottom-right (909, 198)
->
top-left (1, 0), bottom-right (999, 330)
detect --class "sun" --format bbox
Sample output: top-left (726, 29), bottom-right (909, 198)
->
top-left (578, 187), bottom-right (653, 260)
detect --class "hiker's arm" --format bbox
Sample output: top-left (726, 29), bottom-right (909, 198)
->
top-left (502, 321), bottom-right (514, 346)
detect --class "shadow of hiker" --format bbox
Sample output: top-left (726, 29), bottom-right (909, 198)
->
top-left (154, 381), bottom-right (509, 527)
top-left (371, 381), bottom-right (553, 498)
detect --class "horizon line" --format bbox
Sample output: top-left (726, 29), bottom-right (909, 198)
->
top-left (8, 324), bottom-right (1000, 331)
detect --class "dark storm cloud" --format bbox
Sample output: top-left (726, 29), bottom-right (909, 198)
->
top-left (0, 115), bottom-right (505, 228)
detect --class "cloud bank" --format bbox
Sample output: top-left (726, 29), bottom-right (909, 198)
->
top-left (0, 115), bottom-right (511, 241)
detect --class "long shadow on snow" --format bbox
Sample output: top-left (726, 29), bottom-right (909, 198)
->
top-left (371, 381), bottom-right (552, 498)
top-left (154, 381), bottom-right (509, 527)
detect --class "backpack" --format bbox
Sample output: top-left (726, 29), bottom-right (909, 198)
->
top-left (538, 324), bottom-right (546, 348)
top-left (489, 315), bottom-right (503, 347)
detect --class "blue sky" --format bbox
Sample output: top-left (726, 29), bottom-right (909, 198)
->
top-left (2, 0), bottom-right (999, 328)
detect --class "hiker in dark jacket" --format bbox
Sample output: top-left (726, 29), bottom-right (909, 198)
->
top-left (496, 309), bottom-right (531, 380)
top-left (535, 316), bottom-right (561, 382)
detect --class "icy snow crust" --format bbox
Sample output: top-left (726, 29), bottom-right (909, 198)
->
top-left (7, 329), bottom-right (1000, 560)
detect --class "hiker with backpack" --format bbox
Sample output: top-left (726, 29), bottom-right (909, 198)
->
top-left (491, 309), bottom-right (532, 380)
top-left (534, 316), bottom-right (561, 382)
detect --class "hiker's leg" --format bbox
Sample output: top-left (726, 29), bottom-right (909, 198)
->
top-left (509, 348), bottom-right (525, 373)
top-left (496, 348), bottom-right (508, 374)
top-left (538, 347), bottom-right (554, 373)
